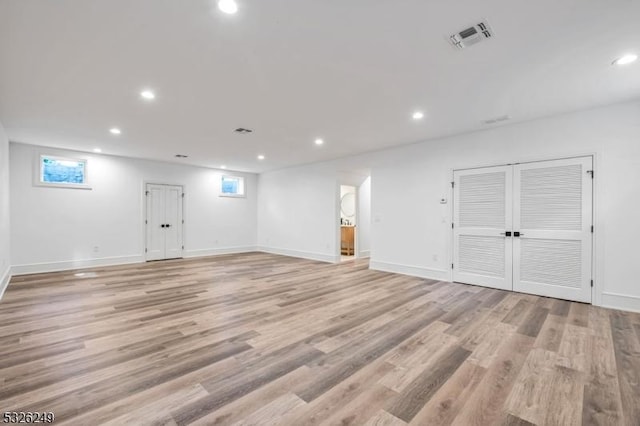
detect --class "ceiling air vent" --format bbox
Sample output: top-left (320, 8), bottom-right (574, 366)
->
top-left (235, 128), bottom-right (253, 134)
top-left (449, 20), bottom-right (494, 49)
top-left (483, 115), bottom-right (510, 125)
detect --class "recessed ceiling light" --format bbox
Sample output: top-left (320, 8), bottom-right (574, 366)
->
top-left (140, 90), bottom-right (156, 100)
top-left (220, 165), bottom-right (227, 169)
top-left (93, 148), bottom-right (102, 153)
top-left (315, 138), bottom-right (324, 146)
top-left (613, 54), bottom-right (638, 66)
top-left (412, 111), bottom-right (425, 120)
top-left (218, 0), bottom-right (238, 14)
top-left (257, 155), bottom-right (265, 160)
top-left (109, 128), bottom-right (121, 135)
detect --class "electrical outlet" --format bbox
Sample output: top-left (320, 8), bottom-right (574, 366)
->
top-left (93, 246), bottom-right (100, 253)
top-left (433, 254), bottom-right (439, 262)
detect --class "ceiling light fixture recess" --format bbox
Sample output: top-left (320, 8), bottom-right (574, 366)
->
top-left (140, 90), bottom-right (156, 100)
top-left (218, 0), bottom-right (238, 14)
top-left (613, 54), bottom-right (638, 66)
top-left (93, 148), bottom-right (102, 153)
top-left (412, 111), bottom-right (425, 120)
top-left (257, 155), bottom-right (265, 160)
top-left (220, 165), bottom-right (227, 169)
top-left (315, 138), bottom-right (324, 146)
top-left (109, 128), bottom-right (121, 135)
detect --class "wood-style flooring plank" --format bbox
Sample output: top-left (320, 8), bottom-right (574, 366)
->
top-left (386, 345), bottom-right (471, 423)
top-left (450, 333), bottom-right (535, 426)
top-left (609, 311), bottom-right (640, 426)
top-left (363, 410), bottom-right (407, 426)
top-left (408, 361), bottom-right (486, 425)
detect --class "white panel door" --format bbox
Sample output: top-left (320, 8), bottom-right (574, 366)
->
top-left (145, 184), bottom-right (184, 261)
top-left (513, 157), bottom-right (593, 303)
top-left (146, 184), bottom-right (166, 261)
top-left (453, 166), bottom-right (513, 291)
top-left (164, 185), bottom-right (184, 260)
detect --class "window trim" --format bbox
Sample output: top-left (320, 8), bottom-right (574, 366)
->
top-left (35, 154), bottom-right (92, 189)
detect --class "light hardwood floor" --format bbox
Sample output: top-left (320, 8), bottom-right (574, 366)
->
top-left (1, 253), bottom-right (639, 425)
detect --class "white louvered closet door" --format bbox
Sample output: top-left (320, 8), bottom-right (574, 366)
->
top-left (513, 157), bottom-right (593, 303)
top-left (453, 166), bottom-right (513, 291)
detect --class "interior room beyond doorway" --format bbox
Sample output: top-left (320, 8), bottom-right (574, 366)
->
top-left (340, 184), bottom-right (357, 262)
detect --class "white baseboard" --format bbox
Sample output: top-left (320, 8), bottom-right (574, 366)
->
top-left (11, 255), bottom-right (145, 276)
top-left (11, 246), bottom-right (262, 275)
top-left (258, 246), bottom-right (340, 264)
top-left (184, 246), bottom-right (258, 258)
top-left (0, 266), bottom-right (11, 300)
top-left (369, 260), bottom-right (450, 282)
top-left (358, 250), bottom-right (371, 258)
top-left (600, 292), bottom-right (640, 314)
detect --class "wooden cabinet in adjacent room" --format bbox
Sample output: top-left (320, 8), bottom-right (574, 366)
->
top-left (341, 226), bottom-right (355, 256)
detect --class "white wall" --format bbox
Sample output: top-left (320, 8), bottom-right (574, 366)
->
top-left (257, 163), bottom-right (339, 263)
top-left (10, 143), bottom-right (258, 274)
top-left (357, 177), bottom-right (371, 257)
top-left (0, 122), bottom-right (10, 296)
top-left (258, 100), bottom-right (640, 313)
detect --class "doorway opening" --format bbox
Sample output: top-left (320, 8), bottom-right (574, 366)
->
top-left (337, 174), bottom-right (371, 263)
top-left (340, 185), bottom-right (357, 262)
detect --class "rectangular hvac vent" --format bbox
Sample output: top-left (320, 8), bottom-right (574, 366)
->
top-left (483, 115), bottom-right (510, 125)
top-left (449, 20), bottom-right (494, 49)
top-left (459, 27), bottom-right (478, 39)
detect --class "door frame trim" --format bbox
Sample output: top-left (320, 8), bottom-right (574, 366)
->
top-left (449, 153), bottom-right (597, 304)
top-left (143, 181), bottom-right (186, 262)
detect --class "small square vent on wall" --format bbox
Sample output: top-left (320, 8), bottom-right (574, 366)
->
top-left (449, 21), bottom-right (494, 49)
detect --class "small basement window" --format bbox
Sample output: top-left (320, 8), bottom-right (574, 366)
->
top-left (220, 175), bottom-right (245, 197)
top-left (37, 155), bottom-right (91, 189)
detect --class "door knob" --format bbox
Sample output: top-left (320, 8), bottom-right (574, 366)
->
top-left (161, 224), bottom-right (166, 228)
top-left (500, 231), bottom-right (512, 237)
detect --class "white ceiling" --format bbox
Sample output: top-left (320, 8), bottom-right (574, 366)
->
top-left (1, 0), bottom-right (639, 173)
